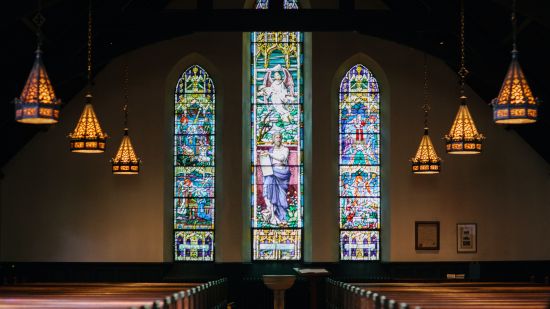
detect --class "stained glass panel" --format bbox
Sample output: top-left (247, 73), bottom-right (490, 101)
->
top-left (251, 31), bottom-right (303, 260)
top-left (340, 198), bottom-right (380, 229)
top-left (175, 231), bottom-right (214, 261)
top-left (174, 65), bottom-right (215, 261)
top-left (340, 230), bottom-right (379, 261)
top-left (253, 229), bottom-right (302, 260)
top-left (339, 64), bottom-right (380, 261)
top-left (174, 198), bottom-right (214, 229)
top-left (255, 0), bottom-right (299, 9)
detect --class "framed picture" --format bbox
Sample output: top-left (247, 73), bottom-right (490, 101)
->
top-left (457, 223), bottom-right (477, 253)
top-left (415, 221), bottom-right (440, 250)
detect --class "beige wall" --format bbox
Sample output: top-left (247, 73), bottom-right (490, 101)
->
top-left (1, 32), bottom-right (549, 262)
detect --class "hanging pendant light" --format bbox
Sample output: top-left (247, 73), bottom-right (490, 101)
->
top-left (111, 66), bottom-right (141, 175)
top-left (111, 106), bottom-right (141, 175)
top-left (412, 55), bottom-right (441, 174)
top-left (14, 2), bottom-right (61, 124)
top-left (492, 0), bottom-right (539, 124)
top-left (444, 0), bottom-right (484, 154)
top-left (69, 0), bottom-right (107, 153)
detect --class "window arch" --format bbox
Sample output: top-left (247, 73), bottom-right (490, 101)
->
top-left (338, 64), bottom-right (380, 261)
top-left (174, 65), bottom-right (215, 261)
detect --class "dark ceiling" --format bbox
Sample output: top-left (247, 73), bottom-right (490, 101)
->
top-left (1, 0), bottom-right (549, 168)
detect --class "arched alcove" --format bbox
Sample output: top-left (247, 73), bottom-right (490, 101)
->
top-left (164, 53), bottom-right (225, 262)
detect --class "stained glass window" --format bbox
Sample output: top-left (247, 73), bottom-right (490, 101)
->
top-left (339, 64), bottom-right (380, 261)
top-left (255, 0), bottom-right (299, 9)
top-left (250, 31), bottom-right (304, 261)
top-left (174, 65), bottom-right (215, 261)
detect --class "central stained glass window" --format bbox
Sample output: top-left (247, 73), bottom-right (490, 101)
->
top-left (339, 64), bottom-right (381, 261)
top-left (250, 30), bottom-right (304, 260)
top-left (174, 65), bottom-right (215, 261)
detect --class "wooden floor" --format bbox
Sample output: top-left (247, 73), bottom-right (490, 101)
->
top-left (354, 282), bottom-right (550, 309)
top-left (0, 282), bottom-right (199, 308)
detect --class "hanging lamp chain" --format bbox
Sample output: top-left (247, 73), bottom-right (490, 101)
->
top-left (87, 0), bottom-right (93, 88)
top-left (458, 0), bottom-right (469, 95)
top-left (511, 0), bottom-right (518, 52)
top-left (33, 0), bottom-right (45, 49)
top-left (123, 104), bottom-right (128, 129)
top-left (123, 64), bottom-right (129, 129)
top-left (422, 53), bottom-right (431, 129)
top-left (123, 64), bottom-right (129, 106)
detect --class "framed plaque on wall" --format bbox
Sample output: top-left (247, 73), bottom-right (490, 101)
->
top-left (457, 223), bottom-right (477, 253)
top-left (415, 221), bottom-right (440, 250)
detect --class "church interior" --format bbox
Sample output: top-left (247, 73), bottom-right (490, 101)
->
top-left (1, 0), bottom-right (550, 308)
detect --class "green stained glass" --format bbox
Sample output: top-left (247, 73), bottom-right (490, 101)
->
top-left (174, 65), bottom-right (215, 262)
top-left (339, 64), bottom-right (381, 261)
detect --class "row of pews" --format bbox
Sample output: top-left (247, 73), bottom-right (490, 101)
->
top-left (326, 279), bottom-right (550, 309)
top-left (0, 279), bottom-right (227, 308)
top-left (326, 278), bottom-right (413, 309)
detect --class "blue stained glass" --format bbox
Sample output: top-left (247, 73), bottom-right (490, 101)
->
top-left (339, 64), bottom-right (380, 261)
top-left (174, 135), bottom-right (215, 167)
top-left (174, 65), bottom-right (215, 262)
top-left (340, 133), bottom-right (379, 165)
top-left (340, 198), bottom-right (380, 229)
top-left (251, 31), bottom-right (304, 261)
top-left (339, 166), bottom-right (380, 198)
top-left (175, 231), bottom-right (214, 261)
top-left (340, 230), bottom-right (379, 260)
top-left (174, 166), bottom-right (215, 198)
top-left (175, 198), bottom-right (214, 229)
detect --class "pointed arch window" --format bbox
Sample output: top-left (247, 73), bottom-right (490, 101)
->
top-left (338, 64), bottom-right (381, 261)
top-left (174, 65), bottom-right (215, 261)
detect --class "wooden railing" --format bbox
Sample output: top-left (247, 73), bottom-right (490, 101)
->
top-left (326, 278), bottom-right (417, 309)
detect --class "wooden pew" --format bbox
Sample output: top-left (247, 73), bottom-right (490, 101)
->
top-left (0, 278), bottom-right (228, 309)
top-left (351, 282), bottom-right (550, 309)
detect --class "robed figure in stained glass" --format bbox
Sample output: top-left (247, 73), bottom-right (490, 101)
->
top-left (260, 132), bottom-right (291, 225)
top-left (251, 30), bottom-right (303, 260)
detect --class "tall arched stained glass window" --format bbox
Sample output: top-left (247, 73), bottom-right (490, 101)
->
top-left (251, 1), bottom-right (303, 261)
top-left (339, 64), bottom-right (380, 261)
top-left (174, 65), bottom-right (215, 261)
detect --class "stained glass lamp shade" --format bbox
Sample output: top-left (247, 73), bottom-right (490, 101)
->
top-left (111, 128), bottom-right (140, 175)
top-left (69, 93), bottom-right (107, 153)
top-left (444, 96), bottom-right (484, 154)
top-left (492, 52), bottom-right (538, 124)
top-left (14, 49), bottom-right (61, 124)
top-left (412, 128), bottom-right (441, 174)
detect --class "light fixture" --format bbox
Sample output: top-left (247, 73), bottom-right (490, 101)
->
top-left (111, 106), bottom-right (140, 175)
top-left (69, 1), bottom-right (107, 153)
top-left (111, 65), bottom-right (140, 175)
top-left (14, 1), bottom-right (61, 124)
top-left (492, 0), bottom-right (539, 124)
top-left (444, 0), bottom-right (484, 154)
top-left (412, 55), bottom-right (441, 174)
